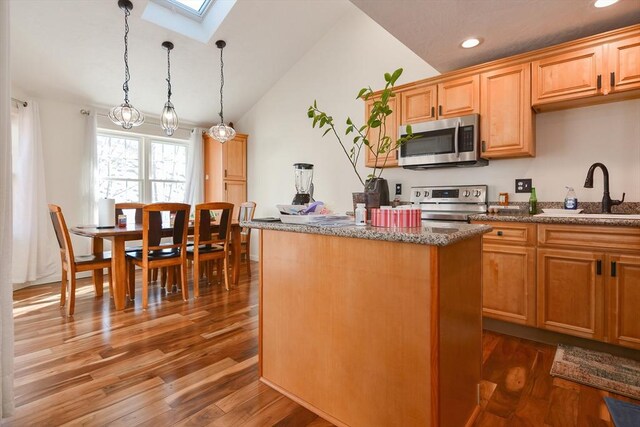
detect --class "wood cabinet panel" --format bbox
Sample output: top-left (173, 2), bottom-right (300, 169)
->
top-left (223, 134), bottom-right (247, 181)
top-left (482, 222), bottom-right (536, 246)
top-left (608, 253), bottom-right (640, 350)
top-left (532, 46), bottom-right (604, 105)
top-left (225, 180), bottom-right (246, 220)
top-left (608, 35), bottom-right (640, 94)
top-left (437, 75), bottom-right (479, 118)
top-left (537, 248), bottom-right (605, 340)
top-left (365, 96), bottom-right (398, 168)
top-left (203, 132), bottom-right (248, 213)
top-left (480, 63), bottom-right (534, 158)
top-left (399, 84), bottom-right (437, 124)
top-left (482, 244), bottom-right (536, 325)
top-left (538, 224), bottom-right (640, 252)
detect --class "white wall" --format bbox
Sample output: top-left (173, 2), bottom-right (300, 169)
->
top-left (238, 4), bottom-right (640, 260)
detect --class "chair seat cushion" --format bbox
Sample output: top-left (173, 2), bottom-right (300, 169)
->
top-left (186, 244), bottom-right (224, 254)
top-left (125, 248), bottom-right (182, 261)
top-left (74, 251), bottom-right (112, 265)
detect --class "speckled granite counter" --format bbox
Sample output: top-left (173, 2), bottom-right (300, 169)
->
top-left (470, 213), bottom-right (640, 227)
top-left (242, 219), bottom-right (492, 246)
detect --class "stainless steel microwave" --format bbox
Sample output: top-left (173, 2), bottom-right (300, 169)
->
top-left (398, 114), bottom-right (487, 169)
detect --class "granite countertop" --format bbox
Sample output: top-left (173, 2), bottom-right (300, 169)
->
top-left (242, 220), bottom-right (492, 246)
top-left (470, 213), bottom-right (640, 227)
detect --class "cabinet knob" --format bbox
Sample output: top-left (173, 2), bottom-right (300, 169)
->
top-left (597, 74), bottom-right (602, 90)
top-left (496, 231), bottom-right (503, 236)
top-left (224, 169), bottom-right (227, 178)
top-left (438, 105), bottom-right (443, 116)
top-left (596, 260), bottom-right (602, 275)
top-left (610, 72), bottom-right (616, 88)
top-left (611, 261), bottom-right (617, 277)
top-left (481, 141), bottom-right (486, 153)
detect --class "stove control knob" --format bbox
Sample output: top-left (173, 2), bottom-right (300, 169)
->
top-left (424, 190), bottom-right (430, 198)
top-left (415, 191), bottom-right (421, 198)
top-left (463, 190), bottom-right (471, 197)
top-left (474, 190), bottom-right (482, 197)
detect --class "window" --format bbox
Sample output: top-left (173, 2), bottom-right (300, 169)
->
top-left (97, 131), bottom-right (188, 203)
top-left (152, 0), bottom-right (213, 19)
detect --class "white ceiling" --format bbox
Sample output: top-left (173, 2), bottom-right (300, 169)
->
top-left (350, 0), bottom-right (640, 73)
top-left (10, 0), bottom-right (640, 127)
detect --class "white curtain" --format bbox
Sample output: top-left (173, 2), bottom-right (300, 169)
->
top-left (81, 111), bottom-right (98, 223)
top-left (0, 0), bottom-right (15, 417)
top-left (11, 100), bottom-right (57, 285)
top-left (184, 127), bottom-right (204, 207)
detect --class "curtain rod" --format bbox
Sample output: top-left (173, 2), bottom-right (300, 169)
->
top-left (80, 109), bottom-right (195, 133)
top-left (11, 97), bottom-right (28, 107)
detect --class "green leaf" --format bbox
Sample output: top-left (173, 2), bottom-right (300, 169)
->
top-left (312, 116), bottom-right (319, 128)
top-left (346, 117), bottom-right (352, 125)
top-left (307, 109), bottom-right (314, 118)
top-left (390, 68), bottom-right (403, 85)
top-left (406, 124), bottom-right (412, 134)
top-left (384, 72), bottom-right (391, 82)
top-left (322, 128), bottom-right (331, 137)
top-left (313, 100), bottom-right (317, 108)
top-left (353, 136), bottom-right (360, 144)
top-left (356, 88), bottom-right (367, 99)
top-left (371, 119), bottom-right (381, 128)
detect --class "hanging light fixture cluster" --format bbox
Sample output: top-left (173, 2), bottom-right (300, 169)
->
top-left (160, 41), bottom-right (179, 136)
top-left (109, 0), bottom-right (144, 129)
top-left (208, 40), bottom-right (236, 144)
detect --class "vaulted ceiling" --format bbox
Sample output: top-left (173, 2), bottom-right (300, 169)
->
top-left (9, 0), bottom-right (640, 126)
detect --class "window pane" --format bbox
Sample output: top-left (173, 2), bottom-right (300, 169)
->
top-left (151, 181), bottom-right (186, 203)
top-left (150, 141), bottom-right (187, 181)
top-left (99, 179), bottom-right (141, 202)
top-left (97, 135), bottom-right (140, 179)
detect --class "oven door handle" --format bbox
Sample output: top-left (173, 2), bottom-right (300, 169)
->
top-left (454, 120), bottom-right (460, 158)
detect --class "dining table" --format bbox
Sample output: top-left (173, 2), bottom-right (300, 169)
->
top-left (70, 221), bottom-right (242, 310)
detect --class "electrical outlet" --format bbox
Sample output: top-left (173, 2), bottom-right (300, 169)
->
top-left (395, 183), bottom-right (402, 196)
top-left (515, 179), bottom-right (532, 193)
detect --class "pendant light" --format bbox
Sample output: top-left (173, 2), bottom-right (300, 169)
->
top-left (208, 40), bottom-right (236, 143)
top-left (109, 0), bottom-right (144, 129)
top-left (160, 41), bottom-right (179, 136)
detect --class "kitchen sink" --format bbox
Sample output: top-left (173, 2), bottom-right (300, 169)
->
top-left (534, 213), bottom-right (640, 220)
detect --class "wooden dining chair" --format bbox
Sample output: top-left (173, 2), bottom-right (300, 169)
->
top-left (236, 201), bottom-right (256, 277)
top-left (125, 203), bottom-right (190, 309)
top-left (187, 202), bottom-right (234, 297)
top-left (48, 204), bottom-right (113, 316)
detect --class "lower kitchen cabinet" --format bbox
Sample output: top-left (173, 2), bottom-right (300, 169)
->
top-left (536, 248), bottom-right (605, 341)
top-left (608, 254), bottom-right (640, 350)
top-left (224, 180), bottom-right (247, 220)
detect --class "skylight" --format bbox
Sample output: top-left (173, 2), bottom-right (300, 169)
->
top-left (152, 0), bottom-right (213, 20)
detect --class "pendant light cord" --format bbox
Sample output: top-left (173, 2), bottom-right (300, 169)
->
top-left (166, 48), bottom-right (172, 102)
top-left (122, 6), bottom-right (131, 104)
top-left (219, 45), bottom-right (225, 123)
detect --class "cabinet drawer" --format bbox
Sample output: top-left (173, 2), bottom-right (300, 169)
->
top-left (479, 222), bottom-right (536, 246)
top-left (538, 225), bottom-right (640, 252)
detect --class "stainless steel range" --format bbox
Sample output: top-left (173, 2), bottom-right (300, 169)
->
top-left (409, 185), bottom-right (488, 222)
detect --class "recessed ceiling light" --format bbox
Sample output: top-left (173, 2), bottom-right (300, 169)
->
top-left (461, 38), bottom-right (481, 49)
top-left (594, 0), bottom-right (619, 7)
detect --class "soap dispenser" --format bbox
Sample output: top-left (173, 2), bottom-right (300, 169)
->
top-left (564, 187), bottom-right (578, 210)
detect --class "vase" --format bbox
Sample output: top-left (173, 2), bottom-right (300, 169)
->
top-left (365, 177), bottom-right (390, 207)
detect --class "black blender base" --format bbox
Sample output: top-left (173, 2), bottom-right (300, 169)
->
top-left (292, 194), bottom-right (312, 205)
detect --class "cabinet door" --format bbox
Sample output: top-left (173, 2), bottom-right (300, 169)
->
top-left (436, 75), bottom-right (479, 118)
top-left (532, 45), bottom-right (604, 105)
top-left (608, 35), bottom-right (640, 94)
top-left (608, 254), bottom-right (640, 350)
top-left (365, 97), bottom-right (398, 168)
top-left (225, 180), bottom-right (247, 220)
top-left (480, 63), bottom-right (534, 159)
top-left (482, 243), bottom-right (536, 326)
top-left (224, 135), bottom-right (247, 181)
top-left (537, 248), bottom-right (605, 340)
top-left (399, 84), bottom-right (437, 124)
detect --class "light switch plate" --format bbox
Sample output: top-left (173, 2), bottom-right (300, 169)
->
top-left (395, 183), bottom-right (402, 195)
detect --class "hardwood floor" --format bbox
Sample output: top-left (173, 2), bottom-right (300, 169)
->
top-left (6, 264), bottom-right (639, 426)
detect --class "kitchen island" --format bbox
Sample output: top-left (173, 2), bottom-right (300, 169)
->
top-left (244, 220), bottom-right (491, 427)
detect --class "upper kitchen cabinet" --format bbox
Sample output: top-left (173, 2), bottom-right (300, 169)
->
top-left (532, 29), bottom-right (640, 111)
top-left (480, 63), bottom-right (534, 158)
top-left (398, 76), bottom-right (478, 126)
top-left (436, 75), bottom-right (479, 118)
top-left (365, 96), bottom-right (398, 168)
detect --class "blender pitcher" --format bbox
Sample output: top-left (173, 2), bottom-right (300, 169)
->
top-left (292, 163), bottom-right (314, 205)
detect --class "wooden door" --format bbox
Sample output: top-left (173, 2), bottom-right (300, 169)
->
top-left (480, 63), bottom-right (534, 159)
top-left (365, 97), bottom-right (398, 168)
top-left (224, 135), bottom-right (247, 181)
top-left (537, 248), bottom-right (605, 340)
top-left (608, 35), bottom-right (640, 94)
top-left (608, 253), bottom-right (640, 350)
top-left (225, 180), bottom-right (246, 220)
top-left (532, 45), bottom-right (604, 105)
top-left (436, 75), bottom-right (479, 118)
top-left (399, 84), bottom-right (437, 124)
top-left (482, 243), bottom-right (536, 326)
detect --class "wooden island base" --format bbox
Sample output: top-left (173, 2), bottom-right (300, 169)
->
top-left (258, 229), bottom-right (483, 427)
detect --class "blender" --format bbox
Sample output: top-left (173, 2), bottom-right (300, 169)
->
top-left (292, 163), bottom-right (314, 205)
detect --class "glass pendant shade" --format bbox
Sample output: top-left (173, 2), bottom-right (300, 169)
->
top-left (109, 102), bottom-right (144, 129)
top-left (161, 101), bottom-right (179, 136)
top-left (208, 123), bottom-right (236, 143)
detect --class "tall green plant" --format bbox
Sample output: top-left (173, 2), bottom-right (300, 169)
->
top-left (307, 68), bottom-right (413, 188)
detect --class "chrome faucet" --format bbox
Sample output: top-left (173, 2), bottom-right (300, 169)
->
top-left (583, 162), bottom-right (625, 213)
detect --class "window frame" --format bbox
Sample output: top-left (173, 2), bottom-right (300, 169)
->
top-left (96, 129), bottom-right (189, 204)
